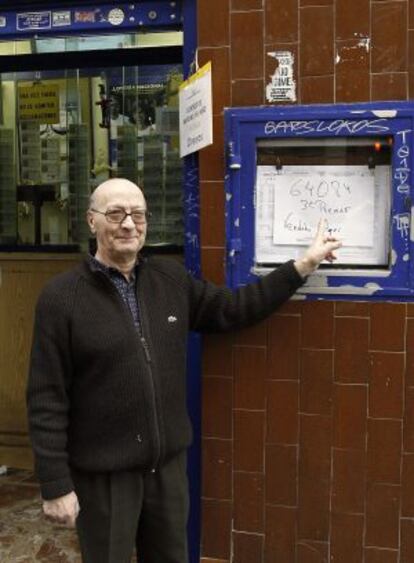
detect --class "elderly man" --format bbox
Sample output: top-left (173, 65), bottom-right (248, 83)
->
top-left (27, 178), bottom-right (340, 563)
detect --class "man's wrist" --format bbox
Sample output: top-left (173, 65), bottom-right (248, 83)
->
top-left (293, 257), bottom-right (318, 278)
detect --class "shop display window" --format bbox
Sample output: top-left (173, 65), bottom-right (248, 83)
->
top-left (0, 32), bottom-right (184, 251)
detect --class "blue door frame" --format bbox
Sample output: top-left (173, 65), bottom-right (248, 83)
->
top-left (3, 2), bottom-right (202, 560)
top-left (182, 2), bottom-right (202, 562)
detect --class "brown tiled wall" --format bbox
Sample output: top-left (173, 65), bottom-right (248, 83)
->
top-left (197, 1), bottom-right (414, 561)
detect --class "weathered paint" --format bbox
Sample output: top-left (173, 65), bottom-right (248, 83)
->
top-left (299, 282), bottom-right (382, 295)
top-left (357, 38), bottom-right (371, 52)
top-left (372, 110), bottom-right (398, 118)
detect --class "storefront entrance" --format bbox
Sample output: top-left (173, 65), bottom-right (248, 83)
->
top-left (0, 2), bottom-right (200, 561)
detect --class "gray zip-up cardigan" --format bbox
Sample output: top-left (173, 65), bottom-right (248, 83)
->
top-left (27, 256), bottom-right (304, 500)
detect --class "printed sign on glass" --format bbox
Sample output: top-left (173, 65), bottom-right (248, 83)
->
top-left (18, 83), bottom-right (60, 124)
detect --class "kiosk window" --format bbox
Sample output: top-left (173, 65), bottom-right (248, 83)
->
top-left (255, 137), bottom-right (392, 268)
top-left (225, 103), bottom-right (414, 298)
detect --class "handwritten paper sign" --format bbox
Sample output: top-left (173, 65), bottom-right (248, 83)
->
top-left (255, 165), bottom-right (390, 266)
top-left (179, 62), bottom-right (213, 158)
top-left (256, 165), bottom-right (375, 247)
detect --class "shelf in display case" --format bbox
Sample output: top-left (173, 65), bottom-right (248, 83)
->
top-left (0, 244), bottom-right (80, 253)
top-left (17, 183), bottom-right (57, 246)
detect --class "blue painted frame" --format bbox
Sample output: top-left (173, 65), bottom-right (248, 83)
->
top-left (0, 2), bottom-right (181, 37)
top-left (0, 1), bottom-right (202, 560)
top-left (225, 101), bottom-right (414, 300)
top-left (182, 1), bottom-right (202, 562)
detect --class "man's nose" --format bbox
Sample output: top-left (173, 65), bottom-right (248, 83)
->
top-left (120, 214), bottom-right (135, 228)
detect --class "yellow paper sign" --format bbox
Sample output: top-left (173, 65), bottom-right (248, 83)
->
top-left (18, 83), bottom-right (60, 123)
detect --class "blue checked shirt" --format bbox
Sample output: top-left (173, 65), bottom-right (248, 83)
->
top-left (88, 255), bottom-right (140, 331)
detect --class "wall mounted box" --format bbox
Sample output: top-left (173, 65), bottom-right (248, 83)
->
top-left (224, 101), bottom-right (414, 300)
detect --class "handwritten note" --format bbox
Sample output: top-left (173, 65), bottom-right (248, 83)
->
top-left (256, 166), bottom-right (375, 247)
top-left (255, 165), bottom-right (390, 266)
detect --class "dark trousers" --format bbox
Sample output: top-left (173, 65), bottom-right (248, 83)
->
top-left (71, 452), bottom-right (189, 563)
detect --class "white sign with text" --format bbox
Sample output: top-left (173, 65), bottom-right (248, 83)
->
top-left (179, 62), bottom-right (213, 157)
top-left (269, 166), bottom-right (375, 246)
top-left (255, 164), bottom-right (390, 265)
top-left (266, 51), bottom-right (296, 103)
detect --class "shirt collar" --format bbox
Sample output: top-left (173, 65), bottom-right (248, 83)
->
top-left (88, 254), bottom-right (139, 282)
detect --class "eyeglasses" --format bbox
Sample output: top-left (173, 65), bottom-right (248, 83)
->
top-left (91, 208), bottom-right (151, 225)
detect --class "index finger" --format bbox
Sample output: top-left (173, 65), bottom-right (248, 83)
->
top-left (66, 515), bottom-right (77, 528)
top-left (315, 218), bottom-right (328, 239)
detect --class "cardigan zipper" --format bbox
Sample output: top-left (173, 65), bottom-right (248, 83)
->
top-left (94, 270), bottom-right (162, 471)
top-left (140, 335), bottom-right (151, 363)
top-left (135, 290), bottom-right (162, 471)
top-left (138, 330), bottom-right (161, 470)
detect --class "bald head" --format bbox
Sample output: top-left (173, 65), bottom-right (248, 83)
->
top-left (89, 178), bottom-right (145, 211)
top-left (87, 178), bottom-right (148, 265)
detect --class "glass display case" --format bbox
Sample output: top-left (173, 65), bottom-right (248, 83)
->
top-left (0, 31), bottom-right (184, 252)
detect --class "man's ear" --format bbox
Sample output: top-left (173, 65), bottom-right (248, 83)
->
top-left (86, 211), bottom-right (96, 234)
